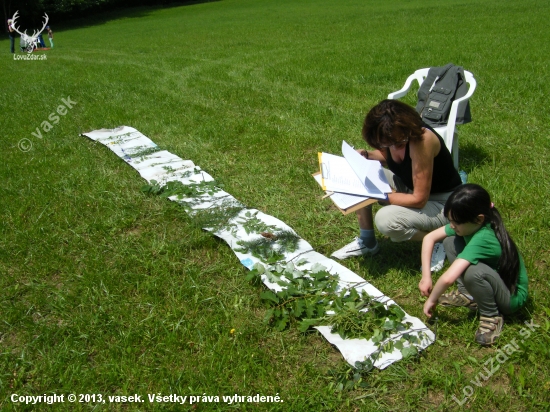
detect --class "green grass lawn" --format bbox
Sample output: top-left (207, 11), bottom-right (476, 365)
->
top-left (1, 0), bottom-right (549, 410)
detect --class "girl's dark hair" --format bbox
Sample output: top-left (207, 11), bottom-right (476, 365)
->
top-left (444, 184), bottom-right (520, 292)
top-left (362, 99), bottom-right (424, 149)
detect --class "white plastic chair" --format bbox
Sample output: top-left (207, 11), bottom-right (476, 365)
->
top-left (387, 68), bottom-right (476, 169)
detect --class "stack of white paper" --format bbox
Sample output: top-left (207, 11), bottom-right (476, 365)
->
top-left (316, 141), bottom-right (392, 209)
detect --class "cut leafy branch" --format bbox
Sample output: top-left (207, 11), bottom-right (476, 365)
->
top-left (246, 262), bottom-right (429, 375)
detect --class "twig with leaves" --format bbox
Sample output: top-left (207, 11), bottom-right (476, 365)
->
top-left (247, 261), bottom-right (431, 377)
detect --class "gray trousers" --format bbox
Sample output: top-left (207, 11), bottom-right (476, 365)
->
top-left (443, 236), bottom-right (512, 317)
top-left (374, 169), bottom-right (453, 242)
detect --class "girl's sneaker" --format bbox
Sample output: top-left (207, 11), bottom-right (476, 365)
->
top-left (475, 316), bottom-right (503, 346)
top-left (438, 290), bottom-right (478, 311)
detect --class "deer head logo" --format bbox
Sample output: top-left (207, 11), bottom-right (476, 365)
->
top-left (10, 11), bottom-right (49, 53)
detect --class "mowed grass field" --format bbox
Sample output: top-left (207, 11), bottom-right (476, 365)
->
top-left (1, 0), bottom-right (549, 410)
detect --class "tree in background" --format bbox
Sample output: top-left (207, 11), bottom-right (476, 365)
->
top-left (4, 0), bottom-right (194, 29)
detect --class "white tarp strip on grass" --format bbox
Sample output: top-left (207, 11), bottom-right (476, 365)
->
top-left (82, 126), bottom-right (434, 369)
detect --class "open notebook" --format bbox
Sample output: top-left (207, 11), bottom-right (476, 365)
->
top-left (314, 141), bottom-right (392, 214)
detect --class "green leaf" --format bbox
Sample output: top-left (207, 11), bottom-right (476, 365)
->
top-left (371, 329), bottom-right (383, 344)
top-left (260, 290), bottom-right (279, 304)
top-left (267, 254), bottom-right (283, 264)
top-left (293, 299), bottom-right (305, 317)
top-left (245, 271), bottom-right (258, 282)
top-left (265, 272), bottom-right (275, 283)
top-left (268, 272), bottom-right (284, 284)
top-left (355, 358), bottom-right (374, 373)
top-left (253, 263), bottom-right (265, 274)
top-left (263, 309), bottom-right (274, 324)
top-left (389, 304), bottom-right (406, 319)
top-left (275, 316), bottom-right (289, 331)
top-left (400, 346), bottom-right (418, 359)
top-left (310, 263), bottom-right (327, 273)
top-left (298, 318), bottom-right (320, 332)
top-left (305, 301), bottom-right (316, 318)
top-left (292, 270), bottom-right (304, 279)
top-left (348, 288), bottom-right (359, 300)
top-left (316, 305), bottom-right (326, 317)
top-left (383, 320), bottom-right (397, 330)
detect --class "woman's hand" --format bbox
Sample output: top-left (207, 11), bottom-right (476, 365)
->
top-left (355, 148), bottom-right (387, 164)
top-left (356, 149), bottom-right (368, 159)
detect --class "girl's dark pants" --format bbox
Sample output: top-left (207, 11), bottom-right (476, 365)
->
top-left (443, 236), bottom-right (512, 317)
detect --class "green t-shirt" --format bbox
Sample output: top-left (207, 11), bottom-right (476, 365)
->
top-left (445, 223), bottom-right (528, 312)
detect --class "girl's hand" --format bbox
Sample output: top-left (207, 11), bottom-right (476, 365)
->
top-left (423, 299), bottom-right (437, 318)
top-left (419, 277), bottom-right (432, 297)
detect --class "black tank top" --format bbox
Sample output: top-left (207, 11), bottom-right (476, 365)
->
top-left (385, 125), bottom-right (461, 193)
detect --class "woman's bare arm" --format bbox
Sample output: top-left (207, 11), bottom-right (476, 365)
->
top-left (386, 129), bottom-right (440, 208)
top-left (356, 148), bottom-right (387, 167)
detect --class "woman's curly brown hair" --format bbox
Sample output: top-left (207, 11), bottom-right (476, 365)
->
top-left (362, 99), bottom-right (424, 149)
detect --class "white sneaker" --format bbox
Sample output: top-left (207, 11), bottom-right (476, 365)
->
top-left (331, 237), bottom-right (380, 260)
top-left (429, 242), bottom-right (445, 272)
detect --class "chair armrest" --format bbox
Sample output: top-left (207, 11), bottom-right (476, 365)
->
top-left (387, 74), bottom-right (418, 99)
top-left (387, 68), bottom-right (430, 100)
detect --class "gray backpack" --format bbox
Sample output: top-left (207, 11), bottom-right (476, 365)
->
top-left (416, 63), bottom-right (472, 127)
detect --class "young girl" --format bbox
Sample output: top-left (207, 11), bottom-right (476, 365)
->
top-left (419, 184), bottom-right (528, 346)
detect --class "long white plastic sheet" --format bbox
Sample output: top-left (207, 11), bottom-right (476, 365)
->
top-left (82, 126), bottom-right (434, 369)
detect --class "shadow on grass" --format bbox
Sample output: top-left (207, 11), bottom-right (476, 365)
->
top-left (356, 239), bottom-right (422, 279)
top-left (505, 297), bottom-right (537, 325)
top-left (55, 0), bottom-right (221, 32)
top-left (458, 141), bottom-right (492, 172)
